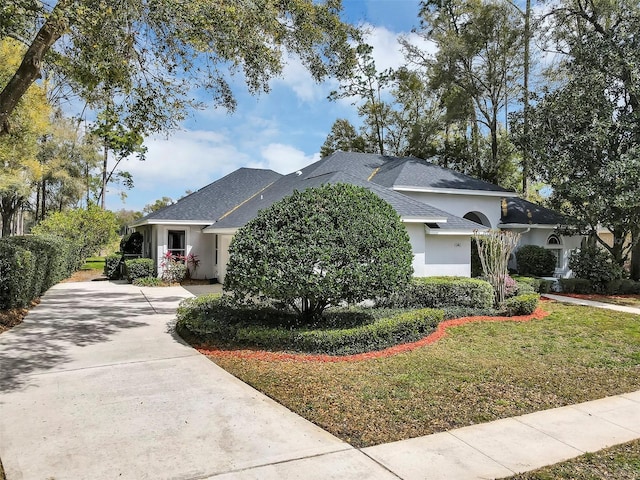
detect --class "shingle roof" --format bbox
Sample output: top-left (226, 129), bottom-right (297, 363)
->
top-left (500, 197), bottom-right (566, 225)
top-left (132, 168), bottom-right (282, 225)
top-left (305, 151), bottom-right (514, 193)
top-left (206, 169), bottom-right (487, 233)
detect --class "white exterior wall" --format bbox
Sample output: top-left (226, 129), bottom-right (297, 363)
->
top-left (215, 234), bottom-right (234, 283)
top-left (401, 191), bottom-right (503, 227)
top-left (406, 224), bottom-right (472, 277)
top-left (424, 235), bottom-right (471, 277)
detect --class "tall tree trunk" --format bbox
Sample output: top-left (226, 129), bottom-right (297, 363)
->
top-left (101, 144), bottom-right (108, 209)
top-left (521, 0), bottom-right (531, 198)
top-left (631, 228), bottom-right (640, 281)
top-left (41, 177), bottom-right (46, 220)
top-left (35, 182), bottom-right (41, 223)
top-left (0, 1), bottom-right (70, 134)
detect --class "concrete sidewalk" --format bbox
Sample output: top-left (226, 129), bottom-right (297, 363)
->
top-left (543, 293), bottom-right (640, 315)
top-left (1, 281), bottom-right (639, 479)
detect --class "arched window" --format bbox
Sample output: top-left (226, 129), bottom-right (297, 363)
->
top-left (546, 234), bottom-right (563, 269)
top-left (547, 234), bottom-right (561, 246)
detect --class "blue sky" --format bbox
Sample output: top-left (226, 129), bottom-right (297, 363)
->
top-left (106, 0), bottom-right (426, 212)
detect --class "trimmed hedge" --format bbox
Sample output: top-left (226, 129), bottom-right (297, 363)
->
top-left (605, 279), bottom-right (640, 295)
top-left (0, 235), bottom-right (79, 310)
top-left (382, 277), bottom-right (494, 310)
top-left (516, 245), bottom-right (556, 277)
top-left (125, 258), bottom-right (155, 283)
top-left (559, 278), bottom-right (593, 294)
top-left (502, 293), bottom-right (540, 316)
top-left (176, 295), bottom-right (444, 355)
top-left (132, 276), bottom-right (164, 287)
top-left (105, 253), bottom-right (122, 280)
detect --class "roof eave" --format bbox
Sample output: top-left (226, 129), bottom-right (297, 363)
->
top-left (393, 186), bottom-right (518, 197)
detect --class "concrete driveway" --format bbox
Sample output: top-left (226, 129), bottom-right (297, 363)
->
top-left (0, 281), bottom-right (392, 479)
top-left (2, 281), bottom-right (639, 479)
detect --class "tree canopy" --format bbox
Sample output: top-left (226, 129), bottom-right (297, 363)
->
top-left (224, 183), bottom-right (414, 321)
top-left (1, 0), bottom-right (359, 134)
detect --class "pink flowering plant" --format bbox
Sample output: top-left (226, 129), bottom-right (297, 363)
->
top-left (161, 251), bottom-right (188, 284)
top-left (160, 251), bottom-right (200, 283)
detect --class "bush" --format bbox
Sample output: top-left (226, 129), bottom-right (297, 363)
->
top-left (569, 247), bottom-right (625, 293)
top-left (224, 183), bottom-right (414, 321)
top-left (0, 235), bottom-right (80, 310)
top-left (516, 245), bottom-right (557, 277)
top-left (0, 242), bottom-right (35, 309)
top-left (120, 232), bottom-right (143, 255)
top-left (132, 276), bottom-right (164, 287)
top-left (176, 295), bottom-right (444, 355)
top-left (31, 205), bottom-right (119, 261)
top-left (605, 279), bottom-right (640, 295)
top-left (382, 277), bottom-right (494, 310)
top-left (515, 281), bottom-right (536, 295)
top-left (125, 258), bottom-right (155, 283)
top-left (558, 278), bottom-right (593, 294)
top-left (502, 293), bottom-right (540, 316)
top-left (105, 253), bottom-right (122, 280)
top-left (160, 253), bottom-right (187, 283)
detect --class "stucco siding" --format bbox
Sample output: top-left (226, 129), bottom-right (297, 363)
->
top-left (424, 235), bottom-right (472, 277)
top-left (402, 191), bottom-right (502, 227)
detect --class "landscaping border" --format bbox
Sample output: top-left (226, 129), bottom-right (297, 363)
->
top-left (197, 307), bottom-right (550, 363)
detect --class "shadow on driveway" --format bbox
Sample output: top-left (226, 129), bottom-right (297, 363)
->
top-left (0, 284), bottom-right (158, 393)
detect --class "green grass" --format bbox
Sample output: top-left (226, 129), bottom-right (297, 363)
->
top-left (210, 302), bottom-right (640, 447)
top-left (501, 439), bottom-right (640, 479)
top-left (81, 256), bottom-right (105, 271)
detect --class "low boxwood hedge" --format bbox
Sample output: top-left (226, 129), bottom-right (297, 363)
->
top-left (176, 295), bottom-right (444, 355)
top-left (105, 253), bottom-right (122, 280)
top-left (125, 258), bottom-right (155, 283)
top-left (559, 278), bottom-right (592, 294)
top-left (382, 276), bottom-right (494, 309)
top-left (502, 293), bottom-right (540, 316)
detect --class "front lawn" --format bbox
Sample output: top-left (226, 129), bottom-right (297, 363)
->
top-left (502, 439), bottom-right (640, 479)
top-left (209, 302), bottom-right (640, 447)
top-left (81, 256), bottom-right (106, 271)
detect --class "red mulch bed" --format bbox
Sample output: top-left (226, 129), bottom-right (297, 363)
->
top-left (197, 308), bottom-right (550, 363)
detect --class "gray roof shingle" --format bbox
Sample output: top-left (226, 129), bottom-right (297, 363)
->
top-left (500, 197), bottom-right (567, 225)
top-left (132, 168), bottom-right (282, 225)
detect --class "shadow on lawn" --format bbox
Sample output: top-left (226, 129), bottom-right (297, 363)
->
top-left (0, 284), bottom-right (180, 394)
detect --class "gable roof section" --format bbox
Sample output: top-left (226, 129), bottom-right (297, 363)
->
top-left (303, 151), bottom-right (515, 195)
top-left (131, 168), bottom-right (282, 226)
top-left (499, 197), bottom-right (566, 226)
top-left (204, 169), bottom-right (487, 233)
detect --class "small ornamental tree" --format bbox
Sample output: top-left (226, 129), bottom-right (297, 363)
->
top-left (474, 230), bottom-right (521, 307)
top-left (224, 183), bottom-right (414, 322)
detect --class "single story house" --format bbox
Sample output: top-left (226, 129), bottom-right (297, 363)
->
top-left (131, 151), bottom-right (580, 281)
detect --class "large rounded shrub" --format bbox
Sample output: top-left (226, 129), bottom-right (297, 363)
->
top-left (515, 245), bottom-right (556, 277)
top-left (224, 183), bottom-right (414, 321)
top-left (569, 246), bottom-right (625, 293)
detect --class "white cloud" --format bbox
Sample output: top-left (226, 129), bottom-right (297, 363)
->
top-left (120, 130), bottom-right (248, 188)
top-left (248, 143), bottom-right (320, 174)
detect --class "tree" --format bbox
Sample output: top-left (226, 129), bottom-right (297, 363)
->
top-left (474, 229), bottom-right (520, 306)
top-left (35, 112), bottom-right (101, 221)
top-left (520, 0), bottom-right (640, 275)
top-left (143, 197), bottom-right (174, 214)
top-left (224, 183), bottom-right (414, 321)
top-left (0, 39), bottom-right (50, 236)
top-left (329, 44), bottom-right (392, 155)
top-left (89, 105), bottom-right (145, 209)
top-left (404, 0), bottom-right (523, 186)
top-left (0, 0), bottom-right (358, 135)
top-left (31, 204), bottom-right (119, 260)
top-left (320, 119), bottom-right (367, 157)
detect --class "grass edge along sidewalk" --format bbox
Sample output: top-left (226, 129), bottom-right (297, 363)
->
top-left (210, 302), bottom-right (640, 447)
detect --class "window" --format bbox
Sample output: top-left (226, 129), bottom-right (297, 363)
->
top-left (547, 234), bottom-right (563, 269)
top-left (168, 230), bottom-right (186, 257)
